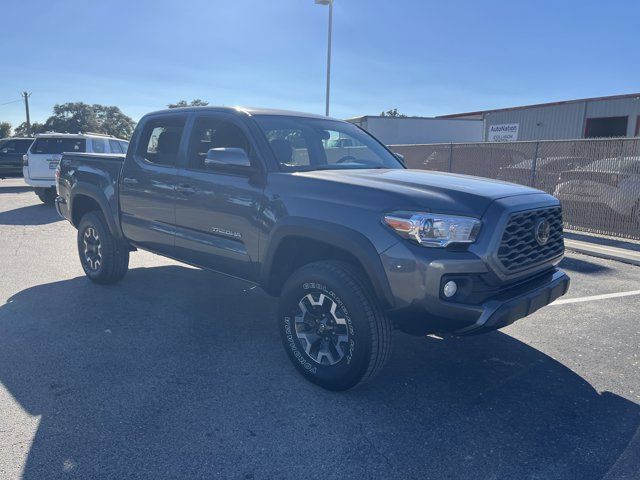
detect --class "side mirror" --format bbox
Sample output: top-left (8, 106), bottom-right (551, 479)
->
top-left (393, 152), bottom-right (406, 167)
top-left (204, 147), bottom-right (251, 169)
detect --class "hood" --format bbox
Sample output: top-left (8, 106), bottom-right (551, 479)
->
top-left (287, 168), bottom-right (546, 216)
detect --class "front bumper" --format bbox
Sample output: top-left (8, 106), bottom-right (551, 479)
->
top-left (384, 244), bottom-right (570, 335)
top-left (453, 268), bottom-right (569, 335)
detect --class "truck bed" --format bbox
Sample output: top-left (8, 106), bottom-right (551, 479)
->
top-left (56, 152), bottom-right (126, 228)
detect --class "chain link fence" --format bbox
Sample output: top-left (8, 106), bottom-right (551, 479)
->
top-left (389, 138), bottom-right (640, 240)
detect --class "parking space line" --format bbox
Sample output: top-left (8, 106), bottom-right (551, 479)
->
top-left (552, 290), bottom-right (640, 305)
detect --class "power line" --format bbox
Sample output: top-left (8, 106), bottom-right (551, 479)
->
top-left (0, 99), bottom-right (23, 107)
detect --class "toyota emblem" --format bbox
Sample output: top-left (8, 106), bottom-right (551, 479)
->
top-left (534, 219), bottom-right (551, 246)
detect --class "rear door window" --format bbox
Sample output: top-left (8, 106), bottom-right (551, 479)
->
top-left (92, 138), bottom-right (106, 153)
top-left (109, 139), bottom-right (123, 153)
top-left (31, 138), bottom-right (86, 154)
top-left (137, 117), bottom-right (186, 167)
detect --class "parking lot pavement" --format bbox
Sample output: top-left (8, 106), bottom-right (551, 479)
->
top-left (0, 177), bottom-right (639, 480)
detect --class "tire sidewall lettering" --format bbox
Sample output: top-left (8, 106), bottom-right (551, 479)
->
top-left (283, 315), bottom-right (318, 374)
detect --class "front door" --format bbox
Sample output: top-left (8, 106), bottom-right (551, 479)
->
top-left (173, 113), bottom-right (266, 281)
top-left (119, 114), bottom-right (187, 254)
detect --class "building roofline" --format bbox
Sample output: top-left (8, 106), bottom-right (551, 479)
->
top-left (437, 92), bottom-right (640, 119)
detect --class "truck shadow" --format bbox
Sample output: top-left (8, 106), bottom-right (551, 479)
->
top-left (559, 255), bottom-right (613, 274)
top-left (0, 266), bottom-right (637, 479)
top-left (0, 204), bottom-right (62, 225)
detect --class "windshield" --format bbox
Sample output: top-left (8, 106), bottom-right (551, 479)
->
top-left (253, 115), bottom-right (403, 171)
top-left (31, 137), bottom-right (86, 154)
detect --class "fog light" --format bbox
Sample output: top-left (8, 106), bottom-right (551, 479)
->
top-left (443, 281), bottom-right (458, 298)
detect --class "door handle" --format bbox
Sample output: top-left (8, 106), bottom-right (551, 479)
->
top-left (176, 184), bottom-right (196, 195)
top-left (122, 177), bottom-right (138, 185)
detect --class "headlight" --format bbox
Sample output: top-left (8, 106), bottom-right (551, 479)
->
top-left (383, 212), bottom-right (481, 247)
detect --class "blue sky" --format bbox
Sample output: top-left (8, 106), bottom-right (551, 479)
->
top-left (1, 0), bottom-right (638, 126)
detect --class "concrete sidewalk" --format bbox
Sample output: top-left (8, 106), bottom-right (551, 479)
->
top-left (565, 231), bottom-right (640, 267)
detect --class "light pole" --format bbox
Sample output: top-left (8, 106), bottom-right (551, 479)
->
top-left (315, 0), bottom-right (333, 116)
top-left (22, 92), bottom-right (31, 136)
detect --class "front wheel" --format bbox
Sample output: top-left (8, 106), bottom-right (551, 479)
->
top-left (77, 211), bottom-right (129, 284)
top-left (278, 261), bottom-right (392, 391)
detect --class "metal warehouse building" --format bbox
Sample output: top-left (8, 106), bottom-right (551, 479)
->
top-left (439, 93), bottom-right (640, 142)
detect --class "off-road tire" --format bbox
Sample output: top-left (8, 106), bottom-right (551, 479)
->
top-left (35, 187), bottom-right (56, 205)
top-left (278, 260), bottom-right (392, 391)
top-left (77, 211), bottom-right (129, 284)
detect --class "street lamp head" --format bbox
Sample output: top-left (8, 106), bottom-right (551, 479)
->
top-left (315, 0), bottom-right (332, 5)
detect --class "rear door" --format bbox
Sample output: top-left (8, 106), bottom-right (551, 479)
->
top-left (173, 113), bottom-right (266, 280)
top-left (119, 113), bottom-right (187, 254)
top-left (28, 137), bottom-right (85, 180)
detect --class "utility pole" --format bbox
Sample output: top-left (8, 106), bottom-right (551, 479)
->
top-left (22, 91), bottom-right (31, 136)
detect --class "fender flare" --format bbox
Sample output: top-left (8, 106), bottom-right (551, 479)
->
top-left (261, 217), bottom-right (395, 309)
top-left (70, 183), bottom-right (124, 240)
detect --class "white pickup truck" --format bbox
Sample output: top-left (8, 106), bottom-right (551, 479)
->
top-left (23, 132), bottom-right (128, 204)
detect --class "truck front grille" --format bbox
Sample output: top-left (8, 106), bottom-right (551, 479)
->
top-left (497, 206), bottom-right (564, 273)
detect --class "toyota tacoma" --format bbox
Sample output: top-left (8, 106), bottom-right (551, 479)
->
top-left (55, 106), bottom-right (570, 390)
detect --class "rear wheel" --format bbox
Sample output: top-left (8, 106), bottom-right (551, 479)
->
top-left (35, 187), bottom-right (56, 205)
top-left (77, 211), bottom-right (129, 284)
top-left (278, 261), bottom-right (392, 391)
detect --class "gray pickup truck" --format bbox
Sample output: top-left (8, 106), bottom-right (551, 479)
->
top-left (56, 106), bottom-right (570, 390)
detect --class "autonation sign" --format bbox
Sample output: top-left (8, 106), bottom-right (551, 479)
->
top-left (488, 123), bottom-right (519, 142)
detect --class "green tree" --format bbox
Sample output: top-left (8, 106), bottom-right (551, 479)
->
top-left (32, 102), bottom-right (135, 139)
top-left (380, 108), bottom-right (407, 118)
top-left (168, 99), bottom-right (209, 108)
top-left (44, 102), bottom-right (100, 134)
top-left (0, 122), bottom-right (11, 138)
top-left (93, 105), bottom-right (136, 139)
top-left (13, 122), bottom-right (45, 137)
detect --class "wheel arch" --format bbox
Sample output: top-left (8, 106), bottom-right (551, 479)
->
top-left (70, 185), bottom-right (124, 240)
top-left (261, 218), bottom-right (395, 309)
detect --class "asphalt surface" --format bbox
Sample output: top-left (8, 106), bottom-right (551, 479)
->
top-left (0, 177), bottom-right (639, 480)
